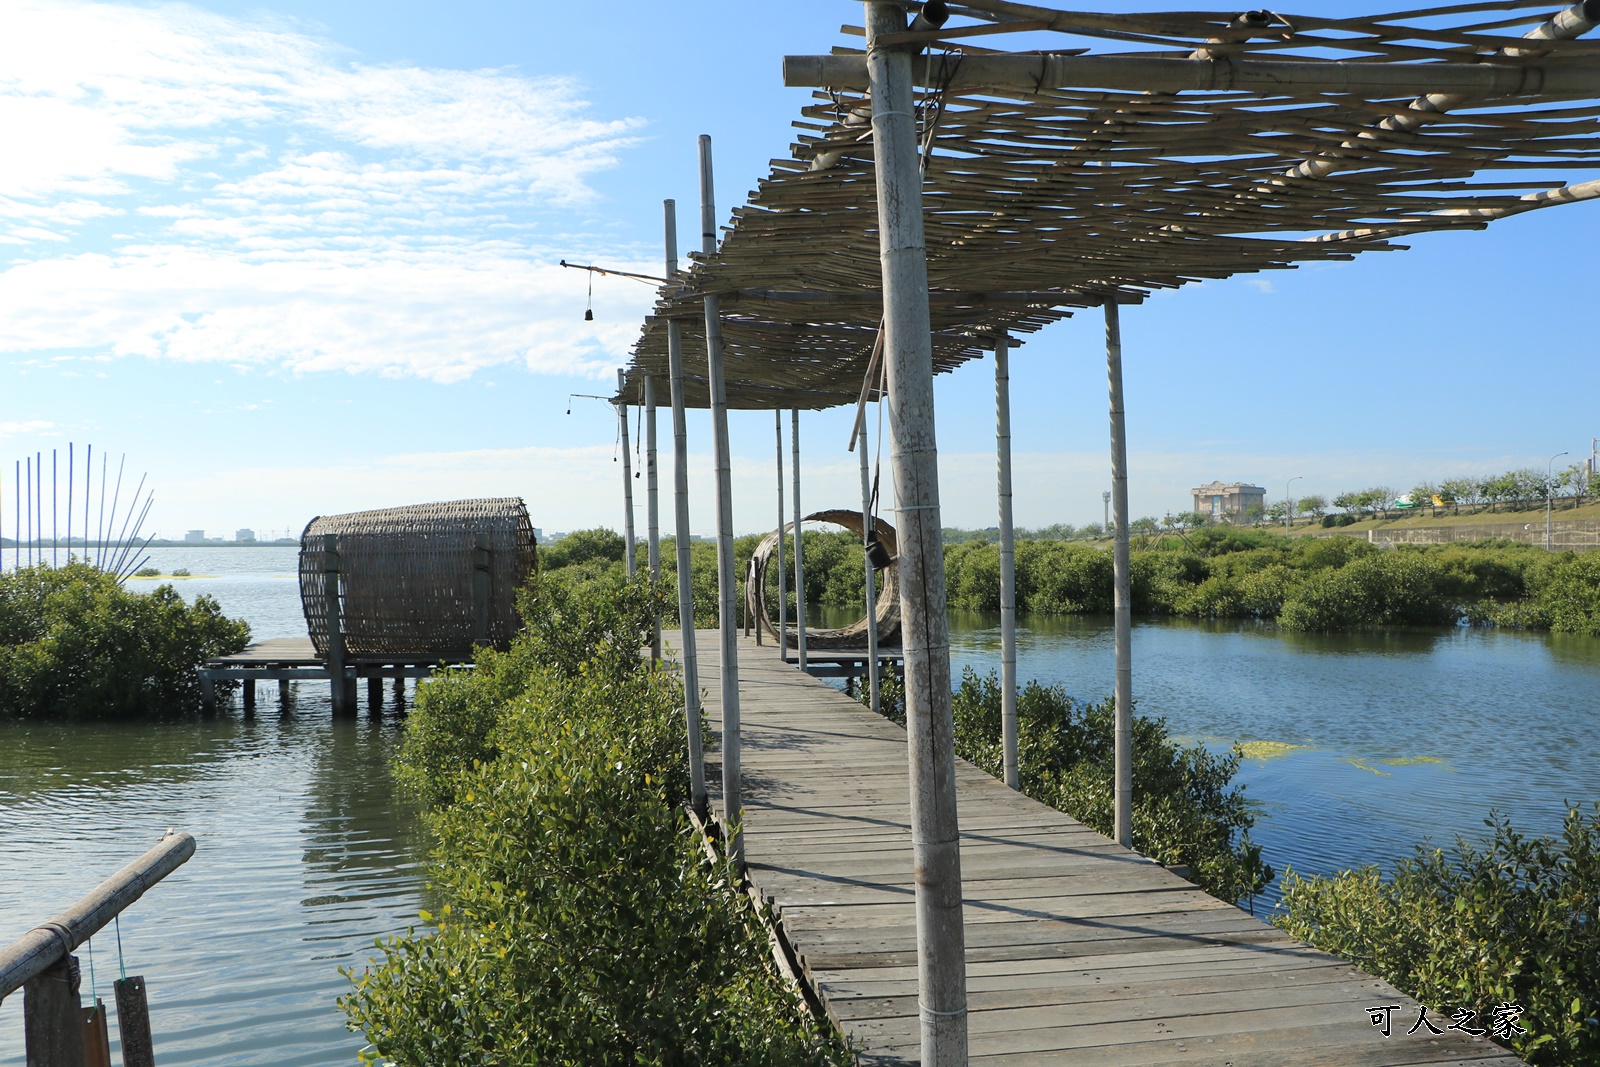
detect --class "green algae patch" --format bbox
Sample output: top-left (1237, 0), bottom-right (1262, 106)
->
top-left (1341, 757), bottom-right (1392, 776)
top-left (1237, 740), bottom-right (1312, 761)
top-left (1380, 754), bottom-right (1446, 767)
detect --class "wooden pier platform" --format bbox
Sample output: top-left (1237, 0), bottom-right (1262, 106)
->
top-left (198, 637), bottom-right (464, 713)
top-left (682, 630), bottom-right (1518, 1066)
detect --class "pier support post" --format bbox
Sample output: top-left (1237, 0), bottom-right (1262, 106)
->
top-left (665, 198), bottom-right (707, 817)
top-left (367, 676), bottom-right (382, 714)
top-left (792, 409), bottom-right (808, 670)
top-left (996, 334), bottom-right (1019, 790)
top-left (243, 679), bottom-right (256, 719)
top-left (200, 674), bottom-right (216, 715)
top-left (776, 412), bottom-right (787, 653)
top-left (645, 373), bottom-right (662, 660)
top-left (618, 370), bottom-right (636, 576)
top-left (1106, 300), bottom-right (1134, 848)
top-left (323, 534), bottom-right (351, 717)
top-left (278, 679), bottom-right (290, 705)
top-left (866, 5), bottom-right (968, 1062)
top-left (24, 955), bottom-right (84, 1067)
top-left (700, 134), bottom-right (743, 866)
top-left (858, 423), bottom-right (880, 716)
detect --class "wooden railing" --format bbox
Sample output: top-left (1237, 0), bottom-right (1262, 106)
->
top-left (0, 831), bottom-right (195, 1067)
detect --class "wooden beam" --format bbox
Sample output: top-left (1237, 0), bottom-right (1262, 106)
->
top-left (785, 51), bottom-right (1600, 97)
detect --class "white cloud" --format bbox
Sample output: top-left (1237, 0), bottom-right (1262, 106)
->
top-left (0, 0), bottom-right (649, 379)
top-left (0, 420), bottom-right (54, 438)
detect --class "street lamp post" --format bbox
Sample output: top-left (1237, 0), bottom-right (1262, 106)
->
top-left (1103, 490), bottom-right (1111, 531)
top-left (1286, 476), bottom-right (1302, 535)
top-left (1547, 451), bottom-right (1569, 550)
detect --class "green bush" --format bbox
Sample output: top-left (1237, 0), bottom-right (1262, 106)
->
top-left (351, 569), bottom-right (847, 1066)
top-left (944, 668), bottom-right (1271, 904)
top-left (1532, 551), bottom-right (1600, 635)
top-left (0, 563), bottom-right (249, 719)
top-left (1275, 807), bottom-right (1600, 1065)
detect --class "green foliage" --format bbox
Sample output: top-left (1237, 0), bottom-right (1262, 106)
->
top-left (946, 668), bottom-right (1271, 903)
top-left (353, 569), bottom-right (846, 1066)
top-left (1532, 551), bottom-right (1600, 635)
top-left (135, 566), bottom-right (160, 577)
top-left (539, 527), bottom-right (625, 570)
top-left (0, 563), bottom-right (250, 719)
top-left (1275, 807), bottom-right (1600, 1066)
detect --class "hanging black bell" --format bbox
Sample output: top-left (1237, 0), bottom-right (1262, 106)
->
top-left (865, 538), bottom-right (893, 571)
top-left (584, 308), bottom-right (594, 321)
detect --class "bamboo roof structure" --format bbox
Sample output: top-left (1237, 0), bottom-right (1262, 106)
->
top-left (620, 0), bottom-right (1600, 409)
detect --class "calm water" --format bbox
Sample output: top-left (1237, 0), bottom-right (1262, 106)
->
top-left (0, 547), bottom-right (426, 1066)
top-left (943, 612), bottom-right (1600, 905)
top-left (3, 551), bottom-right (1598, 1063)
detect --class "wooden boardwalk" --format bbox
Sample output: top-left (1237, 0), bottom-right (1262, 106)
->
top-left (680, 631), bottom-right (1520, 1066)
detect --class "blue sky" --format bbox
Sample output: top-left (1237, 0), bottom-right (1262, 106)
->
top-left (1, 0), bottom-right (1595, 543)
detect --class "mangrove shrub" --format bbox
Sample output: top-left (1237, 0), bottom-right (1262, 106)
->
top-left (347, 569), bottom-right (848, 1066)
top-left (0, 562), bottom-right (249, 719)
top-left (1275, 806), bottom-right (1600, 1065)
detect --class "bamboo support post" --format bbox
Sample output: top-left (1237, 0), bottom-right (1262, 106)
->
top-left (776, 412), bottom-right (788, 653)
top-left (618, 369), bottom-right (636, 577)
top-left (665, 198), bottom-right (707, 818)
top-left (791, 408), bottom-right (808, 669)
top-left (645, 373), bottom-right (662, 660)
top-left (472, 532), bottom-right (492, 647)
top-left (995, 333), bottom-right (1019, 791)
top-left (701, 134), bottom-right (743, 866)
top-left (858, 423), bottom-right (880, 716)
top-left (866, 5), bottom-right (968, 1062)
top-left (323, 535), bottom-right (350, 717)
top-left (1106, 301), bottom-right (1134, 848)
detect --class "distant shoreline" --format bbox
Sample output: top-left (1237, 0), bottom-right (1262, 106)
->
top-left (0, 539), bottom-right (300, 549)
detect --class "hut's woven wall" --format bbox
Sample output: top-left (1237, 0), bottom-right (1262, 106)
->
top-left (299, 498), bottom-right (536, 662)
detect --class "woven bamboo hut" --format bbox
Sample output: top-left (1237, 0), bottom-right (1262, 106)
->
top-left (745, 509), bottom-right (900, 650)
top-left (299, 498), bottom-right (535, 662)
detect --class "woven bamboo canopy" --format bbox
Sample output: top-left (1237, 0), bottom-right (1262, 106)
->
top-left (619, 0), bottom-right (1600, 409)
top-left (300, 498), bottom-right (536, 662)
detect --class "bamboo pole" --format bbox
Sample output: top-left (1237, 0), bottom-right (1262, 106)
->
top-left (701, 134), bottom-right (743, 867)
top-left (776, 411), bottom-right (788, 653)
top-left (618, 369), bottom-right (636, 577)
top-left (995, 333), bottom-right (1019, 791)
top-left (791, 408), bottom-right (808, 670)
top-left (866, 5), bottom-right (968, 1063)
top-left (785, 50), bottom-right (1600, 97)
top-left (0, 832), bottom-right (195, 1000)
top-left (324, 535), bottom-right (349, 717)
top-left (664, 199), bottom-right (707, 817)
top-left (858, 423), bottom-right (880, 716)
top-left (1105, 300), bottom-right (1134, 849)
top-left (645, 373), bottom-right (662, 661)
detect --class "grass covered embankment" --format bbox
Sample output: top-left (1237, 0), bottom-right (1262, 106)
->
top-left (0, 562), bottom-right (249, 719)
top-left (341, 570), bottom-right (849, 1066)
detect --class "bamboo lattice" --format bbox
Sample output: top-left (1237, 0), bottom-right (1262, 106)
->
top-left (619, 0), bottom-right (1600, 409)
top-left (299, 498), bottom-right (536, 662)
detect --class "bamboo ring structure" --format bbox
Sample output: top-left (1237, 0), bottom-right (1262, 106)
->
top-left (746, 508), bottom-right (900, 650)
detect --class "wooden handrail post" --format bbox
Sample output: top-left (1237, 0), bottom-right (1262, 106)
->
top-left (323, 534), bottom-right (348, 716)
top-left (24, 956), bottom-right (83, 1067)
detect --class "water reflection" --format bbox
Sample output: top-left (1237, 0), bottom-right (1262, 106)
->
top-left (0, 698), bottom-right (424, 1066)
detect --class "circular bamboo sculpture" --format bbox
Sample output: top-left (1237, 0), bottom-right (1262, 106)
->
top-left (747, 508), bottom-right (899, 650)
top-left (299, 498), bottom-right (536, 662)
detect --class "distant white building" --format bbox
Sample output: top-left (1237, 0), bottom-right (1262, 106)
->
top-left (1190, 482), bottom-right (1267, 520)
top-left (236, 528), bottom-right (256, 543)
top-left (185, 530), bottom-right (206, 543)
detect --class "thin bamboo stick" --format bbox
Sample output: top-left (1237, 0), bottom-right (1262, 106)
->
top-left (792, 408), bottom-right (808, 669)
top-left (644, 373), bottom-right (661, 660)
top-left (995, 333), bottom-right (1019, 791)
top-left (1105, 300), bottom-right (1133, 848)
top-left (618, 369), bottom-right (636, 577)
